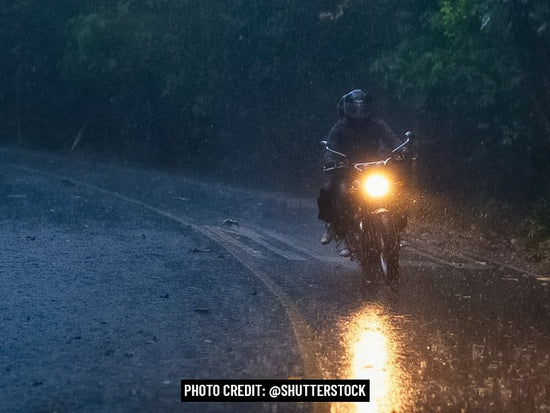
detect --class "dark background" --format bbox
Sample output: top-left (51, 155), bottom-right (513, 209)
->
top-left (1, 0), bottom-right (549, 237)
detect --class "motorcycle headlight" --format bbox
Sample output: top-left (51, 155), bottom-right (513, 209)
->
top-left (364, 174), bottom-right (390, 198)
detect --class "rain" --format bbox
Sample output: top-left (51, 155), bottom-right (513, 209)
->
top-left (1, 1), bottom-right (549, 412)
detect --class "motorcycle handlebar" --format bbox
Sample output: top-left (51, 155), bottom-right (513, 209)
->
top-left (321, 132), bottom-right (412, 172)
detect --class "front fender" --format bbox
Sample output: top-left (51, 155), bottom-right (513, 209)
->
top-left (372, 208), bottom-right (389, 215)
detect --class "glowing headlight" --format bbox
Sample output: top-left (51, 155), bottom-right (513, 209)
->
top-left (364, 174), bottom-right (390, 198)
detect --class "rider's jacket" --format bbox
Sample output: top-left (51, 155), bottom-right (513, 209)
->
top-left (324, 116), bottom-right (404, 168)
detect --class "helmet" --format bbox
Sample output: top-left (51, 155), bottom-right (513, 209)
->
top-left (337, 89), bottom-right (371, 119)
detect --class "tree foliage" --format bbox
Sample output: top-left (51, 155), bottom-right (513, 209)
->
top-left (372, 0), bottom-right (550, 196)
top-left (0, 0), bottom-right (549, 199)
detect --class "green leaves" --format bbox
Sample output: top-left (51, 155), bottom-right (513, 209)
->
top-left (0, 0), bottom-right (548, 197)
top-left (369, 0), bottom-right (550, 195)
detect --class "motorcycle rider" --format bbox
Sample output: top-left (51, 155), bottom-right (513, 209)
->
top-left (318, 89), bottom-right (406, 256)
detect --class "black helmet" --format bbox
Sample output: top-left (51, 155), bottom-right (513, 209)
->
top-left (337, 89), bottom-right (371, 119)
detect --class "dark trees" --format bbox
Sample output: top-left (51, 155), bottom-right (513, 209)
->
top-left (0, 0), bottom-right (548, 200)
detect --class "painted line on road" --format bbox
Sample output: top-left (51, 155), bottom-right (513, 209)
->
top-left (200, 226), bottom-right (325, 379)
top-left (229, 226), bottom-right (306, 261)
top-left (202, 225), bottom-right (267, 259)
top-left (252, 226), bottom-right (345, 264)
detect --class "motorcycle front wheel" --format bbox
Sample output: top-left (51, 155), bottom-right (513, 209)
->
top-left (360, 212), bottom-right (400, 289)
top-left (379, 228), bottom-right (399, 289)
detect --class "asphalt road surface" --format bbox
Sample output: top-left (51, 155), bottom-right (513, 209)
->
top-left (1, 148), bottom-right (549, 412)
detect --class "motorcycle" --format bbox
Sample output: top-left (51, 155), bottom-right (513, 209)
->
top-left (321, 132), bottom-right (413, 289)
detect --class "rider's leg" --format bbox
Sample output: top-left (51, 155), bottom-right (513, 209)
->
top-left (317, 178), bottom-right (341, 244)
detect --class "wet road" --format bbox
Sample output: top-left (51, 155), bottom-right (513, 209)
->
top-left (1, 148), bottom-right (549, 412)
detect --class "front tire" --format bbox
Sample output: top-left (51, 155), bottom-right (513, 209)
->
top-left (359, 211), bottom-right (400, 288)
top-left (378, 213), bottom-right (400, 290)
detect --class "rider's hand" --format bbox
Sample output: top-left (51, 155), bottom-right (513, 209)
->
top-left (395, 146), bottom-right (409, 160)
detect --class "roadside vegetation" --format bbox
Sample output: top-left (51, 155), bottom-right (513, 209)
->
top-left (1, 0), bottom-right (549, 252)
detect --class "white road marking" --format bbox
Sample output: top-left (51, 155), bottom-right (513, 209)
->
top-left (201, 225), bottom-right (266, 259)
top-left (252, 226), bottom-right (345, 263)
top-left (229, 226), bottom-right (306, 261)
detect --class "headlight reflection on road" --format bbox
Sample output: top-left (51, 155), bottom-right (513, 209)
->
top-left (332, 305), bottom-right (406, 413)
